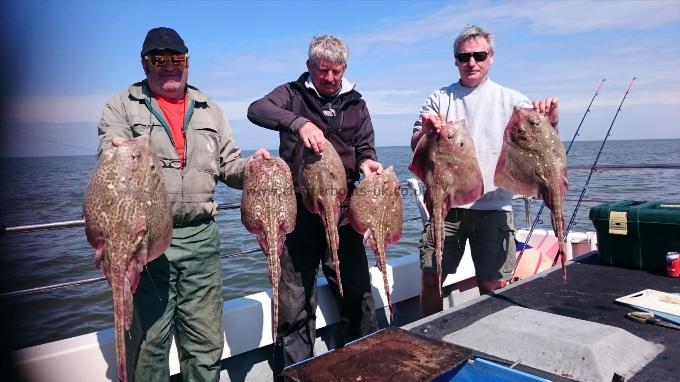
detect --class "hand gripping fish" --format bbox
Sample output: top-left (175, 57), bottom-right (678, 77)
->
top-left (348, 167), bottom-right (403, 320)
top-left (409, 116), bottom-right (484, 296)
top-left (83, 136), bottom-right (172, 382)
top-left (494, 107), bottom-right (569, 282)
top-left (241, 157), bottom-right (297, 342)
top-left (300, 141), bottom-right (348, 296)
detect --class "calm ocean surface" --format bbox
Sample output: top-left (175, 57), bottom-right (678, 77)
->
top-left (1, 140), bottom-right (679, 350)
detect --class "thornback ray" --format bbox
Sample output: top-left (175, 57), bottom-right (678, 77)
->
top-left (348, 167), bottom-right (403, 320)
top-left (494, 107), bottom-right (568, 282)
top-left (241, 157), bottom-right (297, 343)
top-left (83, 135), bottom-right (172, 382)
top-left (409, 118), bottom-right (483, 296)
top-left (300, 141), bottom-right (347, 297)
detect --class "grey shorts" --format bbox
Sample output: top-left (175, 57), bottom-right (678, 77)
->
top-left (419, 208), bottom-right (516, 281)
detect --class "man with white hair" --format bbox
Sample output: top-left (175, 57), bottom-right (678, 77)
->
top-left (248, 34), bottom-right (382, 379)
top-left (411, 25), bottom-right (560, 316)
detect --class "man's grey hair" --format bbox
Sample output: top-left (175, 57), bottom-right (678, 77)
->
top-left (308, 35), bottom-right (348, 66)
top-left (453, 25), bottom-right (495, 54)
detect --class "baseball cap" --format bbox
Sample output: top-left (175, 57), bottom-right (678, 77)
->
top-left (141, 27), bottom-right (188, 56)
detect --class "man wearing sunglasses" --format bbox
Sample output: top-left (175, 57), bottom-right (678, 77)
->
top-left (410, 25), bottom-right (559, 317)
top-left (97, 27), bottom-right (270, 381)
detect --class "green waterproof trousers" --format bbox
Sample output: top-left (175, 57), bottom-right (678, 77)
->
top-left (125, 219), bottom-right (224, 382)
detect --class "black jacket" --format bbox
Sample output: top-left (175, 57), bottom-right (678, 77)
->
top-left (247, 73), bottom-right (377, 188)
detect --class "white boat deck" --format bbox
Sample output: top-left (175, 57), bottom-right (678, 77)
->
top-left (13, 229), bottom-right (597, 382)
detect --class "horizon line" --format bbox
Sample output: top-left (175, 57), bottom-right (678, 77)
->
top-left (2, 138), bottom-right (679, 159)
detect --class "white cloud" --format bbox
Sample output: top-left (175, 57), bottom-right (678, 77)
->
top-left (4, 94), bottom-right (110, 124)
top-left (506, 1), bottom-right (680, 35)
top-left (200, 36), bottom-right (305, 81)
top-left (214, 99), bottom-right (255, 121)
top-left (4, 0), bottom-right (679, 135)
top-left (349, 0), bottom-right (680, 49)
top-left (3, 94), bottom-right (259, 125)
top-left (216, 90), bottom-right (430, 120)
top-left (360, 89), bottom-right (427, 115)
top-left (204, 49), bottom-right (300, 80)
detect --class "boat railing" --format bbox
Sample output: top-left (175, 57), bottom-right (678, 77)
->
top-left (8, 164), bottom-right (679, 381)
top-left (3, 162), bottom-right (678, 299)
top-left (0, 181), bottom-right (427, 300)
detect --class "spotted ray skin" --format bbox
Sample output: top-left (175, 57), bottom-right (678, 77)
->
top-left (300, 141), bottom-right (347, 296)
top-left (494, 107), bottom-right (568, 282)
top-left (348, 167), bottom-right (402, 319)
top-left (83, 136), bottom-right (172, 382)
top-left (409, 119), bottom-right (484, 296)
top-left (241, 157), bottom-right (296, 342)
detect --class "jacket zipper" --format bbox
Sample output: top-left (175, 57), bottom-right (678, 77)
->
top-left (291, 81), bottom-right (357, 139)
top-left (145, 98), bottom-right (174, 149)
top-left (145, 96), bottom-right (193, 223)
top-left (180, 100), bottom-right (196, 214)
top-left (182, 99), bottom-right (195, 167)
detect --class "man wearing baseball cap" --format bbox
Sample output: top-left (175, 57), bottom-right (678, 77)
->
top-left (97, 27), bottom-right (270, 381)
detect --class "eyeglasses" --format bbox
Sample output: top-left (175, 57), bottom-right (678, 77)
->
top-left (455, 51), bottom-right (489, 63)
top-left (144, 54), bottom-right (189, 69)
top-left (159, 158), bottom-right (183, 169)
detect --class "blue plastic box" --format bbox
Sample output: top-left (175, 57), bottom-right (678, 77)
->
top-left (437, 357), bottom-right (550, 382)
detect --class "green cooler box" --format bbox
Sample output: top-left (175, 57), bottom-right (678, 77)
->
top-left (589, 201), bottom-right (680, 272)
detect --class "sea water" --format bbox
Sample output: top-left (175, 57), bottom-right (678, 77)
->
top-left (0, 139), bottom-right (678, 349)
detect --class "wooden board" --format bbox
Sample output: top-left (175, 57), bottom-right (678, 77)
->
top-left (282, 327), bottom-right (473, 382)
top-left (615, 289), bottom-right (680, 324)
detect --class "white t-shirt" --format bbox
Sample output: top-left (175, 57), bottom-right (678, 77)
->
top-left (413, 79), bottom-right (531, 211)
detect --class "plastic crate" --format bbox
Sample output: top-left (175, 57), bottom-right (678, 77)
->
top-left (589, 201), bottom-right (680, 272)
top-left (437, 357), bottom-right (550, 382)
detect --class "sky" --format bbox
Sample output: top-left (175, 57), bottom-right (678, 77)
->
top-left (0, 0), bottom-right (679, 157)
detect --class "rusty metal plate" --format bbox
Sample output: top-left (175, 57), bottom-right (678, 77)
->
top-left (282, 327), bottom-right (473, 381)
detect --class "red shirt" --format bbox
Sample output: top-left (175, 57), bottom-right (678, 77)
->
top-left (155, 94), bottom-right (187, 167)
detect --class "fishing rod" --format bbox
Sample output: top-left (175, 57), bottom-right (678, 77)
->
top-left (562, 77), bottom-right (637, 248)
top-left (565, 78), bottom-right (607, 154)
top-left (513, 79), bottom-right (606, 270)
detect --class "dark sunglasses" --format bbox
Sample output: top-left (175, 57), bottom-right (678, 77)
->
top-left (455, 51), bottom-right (489, 63)
top-left (144, 54), bottom-right (189, 69)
